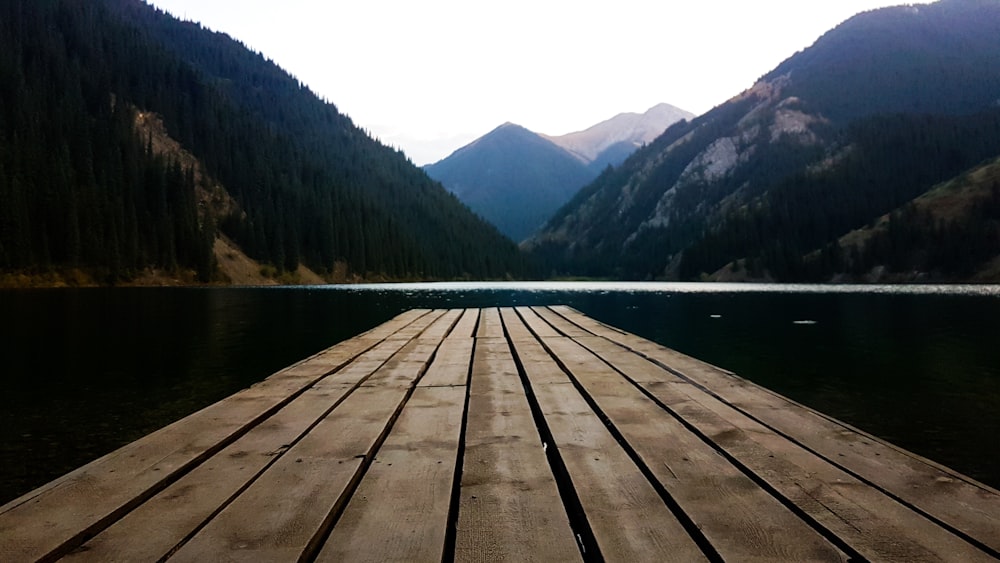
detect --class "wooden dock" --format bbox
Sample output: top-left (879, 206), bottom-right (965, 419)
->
top-left (2, 306), bottom-right (999, 562)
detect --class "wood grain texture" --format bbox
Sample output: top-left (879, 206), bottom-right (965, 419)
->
top-left (166, 322), bottom-right (441, 562)
top-left (504, 311), bottom-right (709, 562)
top-left (475, 307), bottom-right (504, 338)
top-left (576, 334), bottom-right (995, 562)
top-left (65, 338), bottom-right (411, 562)
top-left (541, 334), bottom-right (848, 562)
top-left (551, 305), bottom-right (1000, 556)
top-left (455, 337), bottom-right (581, 562)
top-left (316, 385), bottom-right (467, 562)
top-left (419, 336), bottom-right (473, 388)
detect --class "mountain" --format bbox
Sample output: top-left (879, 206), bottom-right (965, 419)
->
top-left (526, 0), bottom-right (1000, 281)
top-left (822, 155), bottom-right (1000, 283)
top-left (425, 105), bottom-right (691, 242)
top-left (424, 124), bottom-right (594, 242)
top-left (0, 0), bottom-right (530, 284)
top-left (545, 103), bottom-right (695, 173)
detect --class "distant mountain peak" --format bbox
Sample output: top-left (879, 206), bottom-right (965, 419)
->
top-left (544, 103), bottom-right (694, 167)
top-left (424, 103), bottom-right (693, 242)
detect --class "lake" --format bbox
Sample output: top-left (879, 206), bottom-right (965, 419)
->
top-left (2, 282), bottom-right (999, 504)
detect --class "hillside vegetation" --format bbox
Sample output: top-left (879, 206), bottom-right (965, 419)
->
top-left (0, 0), bottom-right (531, 284)
top-left (527, 0), bottom-right (1000, 282)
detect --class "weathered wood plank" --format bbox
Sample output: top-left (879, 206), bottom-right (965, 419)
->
top-left (540, 335), bottom-right (848, 562)
top-left (316, 384), bottom-right (468, 562)
top-left (359, 308), bottom-right (432, 340)
top-left (531, 306), bottom-right (591, 338)
top-left (501, 309), bottom-right (709, 562)
top-left (549, 305), bottom-right (1000, 556)
top-left (449, 308), bottom-right (480, 339)
top-left (500, 306), bottom-right (537, 341)
top-left (164, 389), bottom-right (401, 562)
top-left (417, 308), bottom-right (463, 341)
top-left (0, 330), bottom-right (391, 562)
top-left (388, 308), bottom-right (446, 340)
top-left (168, 364), bottom-right (433, 561)
top-left (475, 307), bottom-right (504, 338)
top-left (455, 337), bottom-right (580, 562)
top-left (576, 334), bottom-right (996, 562)
top-left (515, 306), bottom-right (562, 338)
top-left (64, 338), bottom-right (413, 562)
top-left (419, 337), bottom-right (473, 388)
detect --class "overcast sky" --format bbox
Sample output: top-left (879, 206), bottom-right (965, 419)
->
top-left (146, 0), bottom-right (933, 165)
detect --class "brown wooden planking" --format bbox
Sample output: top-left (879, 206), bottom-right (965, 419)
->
top-left (387, 309), bottom-right (447, 340)
top-left (540, 335), bottom-right (849, 562)
top-left (515, 306), bottom-right (562, 338)
top-left (499, 306), bottom-right (537, 342)
top-left (455, 337), bottom-right (581, 562)
top-left (65, 338), bottom-right (415, 562)
top-left (0, 328), bottom-right (392, 562)
top-left (359, 308), bottom-right (432, 340)
top-left (419, 336), bottom-right (473, 388)
top-left (531, 305), bottom-right (592, 338)
top-left (475, 307), bottom-right (504, 338)
top-left (316, 385), bottom-right (468, 562)
top-left (168, 335), bottom-right (440, 563)
top-left (449, 308), bottom-right (480, 339)
top-left (549, 306), bottom-right (1000, 555)
top-left (575, 334), bottom-right (996, 562)
top-left (417, 308), bottom-right (464, 341)
top-left (6, 306), bottom-right (1000, 562)
top-left (502, 310), bottom-right (709, 561)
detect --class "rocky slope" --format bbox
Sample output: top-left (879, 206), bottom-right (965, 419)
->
top-left (526, 0), bottom-right (1000, 281)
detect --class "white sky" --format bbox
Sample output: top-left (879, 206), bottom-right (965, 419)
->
top-left (145, 0), bottom-right (933, 165)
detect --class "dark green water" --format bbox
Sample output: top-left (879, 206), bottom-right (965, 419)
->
top-left (2, 282), bottom-right (999, 504)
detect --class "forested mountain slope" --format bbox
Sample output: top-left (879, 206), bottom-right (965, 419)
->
top-left (0, 0), bottom-right (529, 284)
top-left (526, 0), bottom-right (1000, 281)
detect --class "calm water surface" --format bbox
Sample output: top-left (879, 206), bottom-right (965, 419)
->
top-left (2, 282), bottom-right (999, 503)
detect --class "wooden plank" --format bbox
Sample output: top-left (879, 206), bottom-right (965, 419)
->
top-left (267, 309), bottom-right (434, 383)
top-left (169, 385), bottom-right (426, 560)
top-left (552, 306), bottom-right (1000, 555)
top-left (455, 337), bottom-right (580, 562)
top-left (316, 385), bottom-right (467, 562)
top-left (576, 334), bottom-right (996, 562)
top-left (499, 306), bottom-right (536, 341)
top-left (66, 338), bottom-right (411, 562)
top-left (359, 308), bottom-right (432, 340)
top-left (515, 306), bottom-right (562, 338)
top-left (388, 309), bottom-right (446, 340)
top-left (449, 308), bottom-right (480, 339)
top-left (419, 337), bottom-right (473, 388)
top-left (531, 306), bottom-right (591, 338)
top-left (503, 312), bottom-right (709, 561)
top-left (475, 307), bottom-right (504, 338)
top-left (541, 335), bottom-right (848, 562)
top-left (0, 335), bottom-right (378, 563)
top-left (416, 308), bottom-right (463, 341)
top-left (365, 339), bottom-right (439, 388)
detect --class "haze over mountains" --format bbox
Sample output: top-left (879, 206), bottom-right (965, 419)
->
top-left (545, 104), bottom-right (695, 173)
top-left (527, 0), bottom-right (1000, 282)
top-left (425, 104), bottom-right (692, 241)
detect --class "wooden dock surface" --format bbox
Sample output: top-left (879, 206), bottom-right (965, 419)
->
top-left (2, 306), bottom-right (999, 562)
